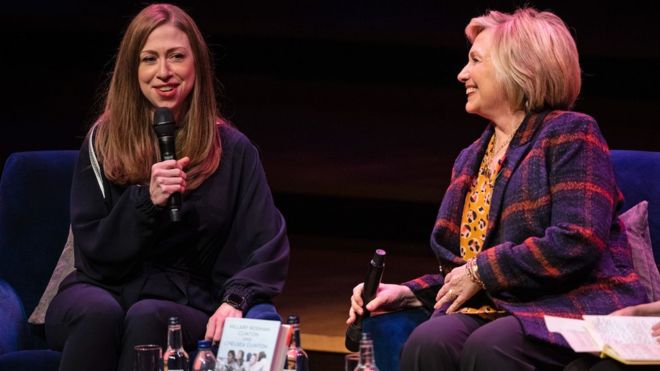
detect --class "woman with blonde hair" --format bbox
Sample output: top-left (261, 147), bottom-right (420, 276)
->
top-left (347, 7), bottom-right (645, 370)
top-left (45, 4), bottom-right (289, 370)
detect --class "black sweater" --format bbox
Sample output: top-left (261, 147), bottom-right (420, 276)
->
top-left (62, 124), bottom-right (289, 313)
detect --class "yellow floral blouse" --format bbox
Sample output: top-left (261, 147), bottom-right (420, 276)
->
top-left (458, 135), bottom-right (505, 316)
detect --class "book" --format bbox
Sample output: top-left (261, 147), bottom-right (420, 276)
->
top-left (544, 314), bottom-right (660, 365)
top-left (216, 317), bottom-right (292, 371)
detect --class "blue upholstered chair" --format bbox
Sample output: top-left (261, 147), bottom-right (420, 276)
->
top-left (0, 151), bottom-right (281, 370)
top-left (0, 151), bottom-right (78, 371)
top-left (363, 149), bottom-right (660, 371)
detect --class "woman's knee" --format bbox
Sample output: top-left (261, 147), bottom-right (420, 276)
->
top-left (45, 284), bottom-right (124, 349)
top-left (123, 299), bottom-right (207, 348)
top-left (47, 284), bottom-right (124, 325)
top-left (460, 316), bottom-right (532, 370)
top-left (401, 314), bottom-right (480, 369)
top-left (404, 318), bottom-right (456, 354)
top-left (124, 299), bottom-right (172, 332)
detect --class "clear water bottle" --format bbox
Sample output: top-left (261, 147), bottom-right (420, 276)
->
top-left (284, 314), bottom-right (309, 371)
top-left (354, 332), bottom-right (379, 371)
top-left (192, 340), bottom-right (216, 371)
top-left (163, 317), bottom-right (189, 371)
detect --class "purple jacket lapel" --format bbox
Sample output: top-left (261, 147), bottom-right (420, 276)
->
top-left (484, 111), bottom-right (548, 248)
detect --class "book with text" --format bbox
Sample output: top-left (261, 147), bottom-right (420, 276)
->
top-left (545, 314), bottom-right (660, 365)
top-left (216, 317), bottom-right (292, 371)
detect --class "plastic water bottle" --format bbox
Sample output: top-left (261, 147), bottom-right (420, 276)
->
top-left (192, 340), bottom-right (216, 371)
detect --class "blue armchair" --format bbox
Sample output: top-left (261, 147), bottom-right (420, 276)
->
top-left (363, 149), bottom-right (660, 371)
top-left (0, 151), bottom-right (281, 370)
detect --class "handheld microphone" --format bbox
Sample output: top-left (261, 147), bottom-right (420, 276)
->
top-left (152, 107), bottom-right (182, 222)
top-left (345, 249), bottom-right (386, 351)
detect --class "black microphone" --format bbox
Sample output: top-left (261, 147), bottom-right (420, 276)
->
top-left (152, 107), bottom-right (182, 222)
top-left (345, 249), bottom-right (386, 351)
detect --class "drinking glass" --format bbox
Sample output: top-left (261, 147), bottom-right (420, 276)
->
top-left (134, 344), bottom-right (162, 371)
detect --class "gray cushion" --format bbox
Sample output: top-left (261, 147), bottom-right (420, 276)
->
top-left (619, 201), bottom-right (660, 302)
top-left (27, 228), bottom-right (74, 325)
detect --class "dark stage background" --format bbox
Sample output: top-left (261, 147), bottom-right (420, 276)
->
top-left (3, 0), bottom-right (659, 244)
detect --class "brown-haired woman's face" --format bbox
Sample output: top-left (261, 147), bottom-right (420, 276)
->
top-left (138, 23), bottom-right (196, 117)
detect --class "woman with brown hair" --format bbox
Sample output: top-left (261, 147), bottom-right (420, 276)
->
top-left (44, 4), bottom-right (289, 370)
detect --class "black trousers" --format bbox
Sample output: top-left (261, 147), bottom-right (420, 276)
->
top-left (45, 282), bottom-right (209, 371)
top-left (400, 313), bottom-right (578, 371)
top-left (565, 357), bottom-right (660, 371)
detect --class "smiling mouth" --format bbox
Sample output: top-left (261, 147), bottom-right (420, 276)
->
top-left (466, 87), bottom-right (477, 95)
top-left (158, 86), bottom-right (175, 92)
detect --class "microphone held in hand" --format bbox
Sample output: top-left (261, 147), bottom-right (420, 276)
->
top-left (152, 107), bottom-right (182, 222)
top-left (345, 249), bottom-right (386, 352)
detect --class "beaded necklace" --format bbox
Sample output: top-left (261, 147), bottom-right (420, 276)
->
top-left (479, 124), bottom-right (520, 183)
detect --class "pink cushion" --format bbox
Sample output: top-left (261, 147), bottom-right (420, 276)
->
top-left (620, 201), bottom-right (660, 301)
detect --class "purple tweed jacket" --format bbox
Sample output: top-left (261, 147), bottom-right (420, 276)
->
top-left (404, 110), bottom-right (647, 347)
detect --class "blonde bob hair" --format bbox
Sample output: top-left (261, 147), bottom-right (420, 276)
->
top-left (465, 7), bottom-right (581, 113)
top-left (94, 3), bottom-right (221, 190)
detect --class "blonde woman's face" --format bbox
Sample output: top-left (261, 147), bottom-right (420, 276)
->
top-left (457, 28), bottom-right (508, 120)
top-left (138, 24), bottom-right (196, 117)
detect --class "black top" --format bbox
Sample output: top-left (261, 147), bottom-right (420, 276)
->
top-left (62, 124), bottom-right (289, 313)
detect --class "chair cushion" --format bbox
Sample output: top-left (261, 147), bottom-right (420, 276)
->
top-left (619, 201), bottom-right (660, 302)
top-left (0, 349), bottom-right (61, 371)
top-left (28, 228), bottom-right (75, 325)
top-left (363, 308), bottom-right (430, 371)
top-left (611, 150), bottom-right (660, 261)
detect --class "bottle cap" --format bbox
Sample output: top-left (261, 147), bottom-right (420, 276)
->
top-left (197, 339), bottom-right (212, 349)
top-left (168, 317), bottom-right (180, 325)
top-left (286, 314), bottom-right (300, 324)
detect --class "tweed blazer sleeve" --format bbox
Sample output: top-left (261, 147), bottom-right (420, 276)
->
top-left (474, 112), bottom-right (626, 297)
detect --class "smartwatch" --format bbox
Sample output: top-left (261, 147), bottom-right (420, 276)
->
top-left (223, 293), bottom-right (246, 311)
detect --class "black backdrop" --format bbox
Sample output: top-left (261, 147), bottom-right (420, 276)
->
top-left (3, 1), bottom-right (659, 240)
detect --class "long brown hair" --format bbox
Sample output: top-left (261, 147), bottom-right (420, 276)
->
top-left (94, 3), bottom-right (220, 190)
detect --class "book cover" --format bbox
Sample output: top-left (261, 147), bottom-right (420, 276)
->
top-left (216, 317), bottom-right (292, 371)
top-left (545, 314), bottom-right (660, 365)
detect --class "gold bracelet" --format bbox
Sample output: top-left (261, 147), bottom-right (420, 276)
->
top-left (464, 258), bottom-right (477, 282)
top-left (466, 258), bottom-right (486, 290)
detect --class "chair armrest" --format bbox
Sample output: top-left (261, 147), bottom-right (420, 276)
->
top-left (0, 278), bottom-right (28, 355)
top-left (245, 303), bottom-right (281, 322)
top-left (363, 308), bottom-right (430, 371)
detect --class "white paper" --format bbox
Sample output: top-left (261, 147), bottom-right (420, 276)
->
top-left (583, 315), bottom-right (660, 361)
top-left (583, 315), bottom-right (659, 346)
top-left (544, 315), bottom-right (601, 352)
top-left (545, 314), bottom-right (660, 362)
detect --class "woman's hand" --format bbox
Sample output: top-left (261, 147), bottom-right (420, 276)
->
top-left (434, 264), bottom-right (481, 313)
top-left (653, 323), bottom-right (660, 343)
top-left (205, 303), bottom-right (243, 343)
top-left (149, 156), bottom-right (190, 206)
top-left (611, 301), bottom-right (660, 317)
top-left (346, 283), bottom-right (421, 325)
top-left (611, 301), bottom-right (660, 343)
